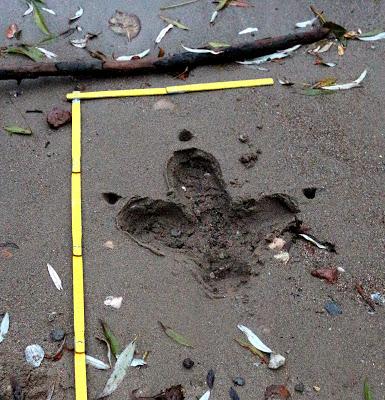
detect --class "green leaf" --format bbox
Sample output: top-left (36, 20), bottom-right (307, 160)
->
top-left (4, 125), bottom-right (32, 135)
top-left (301, 88), bottom-right (336, 96)
top-left (216, 0), bottom-right (232, 11)
top-left (158, 321), bottom-right (193, 347)
top-left (5, 45), bottom-right (45, 61)
top-left (31, 0), bottom-right (50, 35)
top-left (100, 320), bottom-right (122, 358)
top-left (208, 41), bottom-right (230, 48)
top-left (159, 15), bottom-right (189, 30)
top-left (364, 379), bottom-right (373, 400)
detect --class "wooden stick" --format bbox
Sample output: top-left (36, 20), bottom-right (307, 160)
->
top-left (0, 27), bottom-right (329, 81)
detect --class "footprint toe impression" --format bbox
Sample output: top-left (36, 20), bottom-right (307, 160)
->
top-left (117, 148), bottom-right (299, 292)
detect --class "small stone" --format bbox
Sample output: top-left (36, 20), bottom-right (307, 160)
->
top-left (48, 312), bottom-right (57, 322)
top-left (50, 328), bottom-right (65, 342)
top-left (178, 129), bottom-right (193, 142)
top-left (47, 107), bottom-right (71, 129)
top-left (233, 377), bottom-right (245, 386)
top-left (313, 386), bottom-right (321, 392)
top-left (324, 301), bottom-right (342, 316)
top-left (268, 353), bottom-right (286, 369)
top-left (209, 272), bottom-right (215, 279)
top-left (238, 134), bottom-right (249, 143)
top-left (294, 382), bottom-right (305, 393)
top-left (182, 358), bottom-right (194, 369)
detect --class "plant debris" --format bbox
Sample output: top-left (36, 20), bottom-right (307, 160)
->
top-left (298, 233), bottom-right (335, 252)
top-left (238, 44), bottom-right (301, 65)
top-left (364, 379), bottom-right (373, 400)
top-left (109, 11), bottom-right (141, 40)
top-left (116, 49), bottom-right (150, 61)
top-left (295, 17), bottom-right (318, 28)
top-left (237, 324), bottom-right (272, 353)
top-left (132, 385), bottom-right (185, 400)
top-left (355, 283), bottom-right (376, 311)
top-left (234, 337), bottom-right (269, 363)
top-left (182, 45), bottom-right (223, 54)
top-left (321, 69), bottom-right (367, 90)
top-left (47, 107), bottom-right (71, 128)
top-left (155, 24), bottom-right (173, 44)
top-left (104, 296), bottom-right (123, 309)
top-left (4, 125), bottom-right (32, 135)
top-left (160, 0), bottom-right (200, 10)
top-left (86, 355), bottom-right (110, 370)
top-left (6, 24), bottom-right (20, 39)
top-left (25, 344), bottom-right (45, 368)
top-left (101, 320), bottom-right (122, 358)
top-left (47, 263), bottom-right (63, 290)
top-left (311, 267), bottom-right (338, 283)
top-left (96, 336), bottom-right (112, 367)
top-left (30, 0), bottom-right (51, 35)
top-left (264, 385), bottom-right (291, 400)
top-left (69, 6), bottom-right (84, 22)
top-left (98, 340), bottom-right (136, 399)
top-left (0, 313), bottom-right (10, 343)
top-left (358, 31), bottom-right (385, 41)
top-left (158, 321), bottom-right (193, 347)
top-left (23, 2), bottom-right (34, 16)
top-left (198, 390), bottom-right (210, 400)
top-left (278, 78), bottom-right (294, 86)
top-left (238, 27), bottom-right (258, 35)
top-left (268, 237), bottom-right (286, 250)
top-left (5, 45), bottom-right (45, 61)
top-left (160, 15), bottom-right (189, 30)
top-left (36, 47), bottom-right (57, 59)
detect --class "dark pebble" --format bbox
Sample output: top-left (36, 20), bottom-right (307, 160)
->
top-left (324, 301), bottom-right (342, 316)
top-left (294, 382), bottom-right (305, 393)
top-left (50, 328), bottom-right (65, 342)
top-left (182, 358), bottom-right (194, 369)
top-left (178, 129), bottom-right (193, 142)
top-left (233, 377), bottom-right (245, 386)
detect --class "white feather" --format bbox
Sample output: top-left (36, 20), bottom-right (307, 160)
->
top-left (0, 313), bottom-right (10, 343)
top-left (237, 324), bottom-right (272, 353)
top-left (47, 263), bottom-right (63, 290)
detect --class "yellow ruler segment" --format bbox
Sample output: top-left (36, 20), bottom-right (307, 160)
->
top-left (66, 78), bottom-right (274, 100)
top-left (71, 97), bottom-right (87, 400)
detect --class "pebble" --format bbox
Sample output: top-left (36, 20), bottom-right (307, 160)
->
top-left (178, 129), bottom-right (193, 142)
top-left (294, 382), bottom-right (305, 393)
top-left (233, 377), bottom-right (245, 386)
top-left (268, 353), bottom-right (286, 369)
top-left (313, 386), bottom-right (321, 392)
top-left (170, 228), bottom-right (182, 238)
top-left (182, 358), bottom-right (194, 369)
top-left (324, 301), bottom-right (342, 316)
top-left (238, 134), bottom-right (249, 143)
top-left (50, 328), bottom-right (65, 342)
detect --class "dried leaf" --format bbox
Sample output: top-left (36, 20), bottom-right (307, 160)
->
top-left (206, 369), bottom-right (215, 389)
top-left (155, 24), bottom-right (173, 43)
top-left (238, 27), bottom-right (258, 35)
top-left (311, 267), bottom-right (338, 283)
top-left (237, 324), bottom-right (272, 353)
top-left (47, 263), bottom-right (63, 290)
top-left (264, 385), bottom-right (291, 400)
top-left (158, 321), bottom-right (193, 348)
top-left (116, 48), bottom-right (150, 61)
top-left (47, 107), bottom-right (71, 128)
top-left (109, 11), bottom-right (141, 40)
top-left (312, 77), bottom-right (337, 88)
top-left (101, 320), bottom-right (122, 358)
top-left (158, 47), bottom-right (165, 57)
top-left (234, 337), bottom-right (268, 362)
top-left (69, 6), bottom-right (83, 22)
top-left (97, 341), bottom-right (136, 399)
top-left (314, 55), bottom-right (336, 67)
top-left (86, 355), bottom-right (110, 370)
top-left (337, 44), bottom-right (345, 56)
top-left (318, 41), bottom-right (333, 53)
top-left (23, 2), bottom-right (34, 16)
top-left (237, 44), bottom-right (300, 65)
top-left (4, 125), bottom-right (32, 135)
top-left (355, 283), bottom-right (376, 311)
top-left (364, 379), bottom-right (373, 400)
top-left (160, 0), bottom-right (200, 10)
top-left (295, 17), bottom-right (317, 28)
top-left (207, 41), bottom-right (230, 48)
top-left (36, 47), bottom-right (57, 58)
top-left (42, 7), bottom-right (56, 15)
top-left (104, 296), bottom-right (123, 309)
top-left (0, 313), bottom-right (10, 343)
top-left (323, 21), bottom-right (347, 41)
top-left (5, 45), bottom-right (45, 61)
top-left (210, 10), bottom-right (218, 23)
top-left (96, 336), bottom-right (112, 367)
top-left (229, 387), bottom-right (240, 400)
top-left (216, 0), bottom-right (232, 11)
top-left (182, 45), bottom-right (222, 54)
top-left (359, 31), bottom-right (385, 41)
top-left (228, 0), bottom-right (253, 7)
top-left (6, 24), bottom-right (19, 39)
top-left (131, 385), bottom-right (185, 400)
top-left (159, 15), bottom-right (189, 30)
top-left (131, 358), bottom-right (146, 367)
top-left (32, 1), bottom-right (50, 35)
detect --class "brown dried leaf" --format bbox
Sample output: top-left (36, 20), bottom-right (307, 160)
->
top-left (158, 48), bottom-right (165, 57)
top-left (109, 11), bottom-right (141, 40)
top-left (337, 44), bottom-right (345, 56)
top-left (131, 384), bottom-right (185, 399)
top-left (312, 77), bottom-right (337, 88)
top-left (311, 267), bottom-right (338, 283)
top-left (6, 24), bottom-right (19, 39)
top-left (264, 385), bottom-right (291, 399)
top-left (47, 108), bottom-right (71, 129)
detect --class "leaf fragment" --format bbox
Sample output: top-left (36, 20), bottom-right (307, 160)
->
top-left (32, 1), bottom-right (51, 35)
top-left (116, 48), bottom-right (150, 61)
top-left (237, 324), bottom-right (272, 353)
top-left (47, 263), bottom-right (63, 290)
top-left (109, 11), bottom-right (141, 40)
top-left (131, 384), bottom-right (185, 400)
top-left (237, 44), bottom-right (300, 65)
top-left (104, 296), bottom-right (123, 309)
top-left (0, 313), bottom-right (10, 343)
top-left (101, 320), bottom-right (122, 358)
top-left (229, 387), bottom-right (240, 400)
top-left (234, 337), bottom-right (269, 362)
top-left (207, 41), bottom-right (230, 48)
top-left (41, 7), bottom-right (56, 15)
top-left (182, 45), bottom-right (223, 54)
top-left (5, 45), bottom-right (45, 61)
top-left (158, 321), bottom-right (193, 347)
top-left (159, 15), bottom-right (189, 30)
top-left (69, 6), bottom-right (84, 22)
top-left (36, 47), bottom-right (57, 58)
top-left (216, 0), bottom-right (232, 11)
top-left (323, 21), bottom-right (347, 42)
top-left (86, 355), bottom-right (110, 370)
top-left (97, 340), bottom-right (136, 399)
top-left (4, 125), bottom-right (32, 135)
top-left (96, 336), bottom-right (112, 367)
top-left (238, 27), bottom-right (258, 35)
top-left (364, 379), bottom-right (373, 400)
top-left (155, 23), bottom-right (173, 43)
top-left (210, 10), bottom-right (218, 23)
top-left (264, 385), bottom-right (291, 400)
top-left (311, 267), bottom-right (338, 283)
top-left (295, 17), bottom-right (318, 28)
top-left (358, 31), bottom-right (385, 41)
top-left (23, 2), bottom-right (34, 16)
top-left (274, 251), bottom-right (290, 264)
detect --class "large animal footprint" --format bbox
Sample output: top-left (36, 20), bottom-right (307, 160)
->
top-left (117, 148), bottom-right (299, 292)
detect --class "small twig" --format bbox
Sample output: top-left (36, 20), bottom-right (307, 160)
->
top-left (310, 5), bottom-right (326, 24)
top-left (355, 282), bottom-right (376, 311)
top-left (160, 0), bottom-right (200, 10)
top-left (123, 231), bottom-right (165, 256)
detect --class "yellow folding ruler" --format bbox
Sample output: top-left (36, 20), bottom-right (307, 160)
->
top-left (68, 77), bottom-right (274, 400)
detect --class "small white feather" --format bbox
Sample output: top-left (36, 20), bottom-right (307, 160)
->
top-left (239, 27), bottom-right (259, 35)
top-left (42, 7), bottom-right (56, 15)
top-left (155, 24), bottom-right (173, 44)
top-left (0, 313), bottom-right (10, 343)
top-left (295, 17), bottom-right (318, 28)
top-left (36, 48), bottom-right (57, 59)
top-left (237, 324), bottom-right (272, 353)
top-left (182, 45), bottom-right (222, 54)
top-left (23, 2), bottom-right (33, 16)
top-left (47, 263), bottom-right (63, 290)
top-left (358, 32), bottom-right (385, 41)
top-left (69, 6), bottom-right (84, 21)
top-left (321, 69), bottom-right (367, 90)
top-left (116, 49), bottom-right (150, 61)
top-left (86, 355), bottom-right (110, 370)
